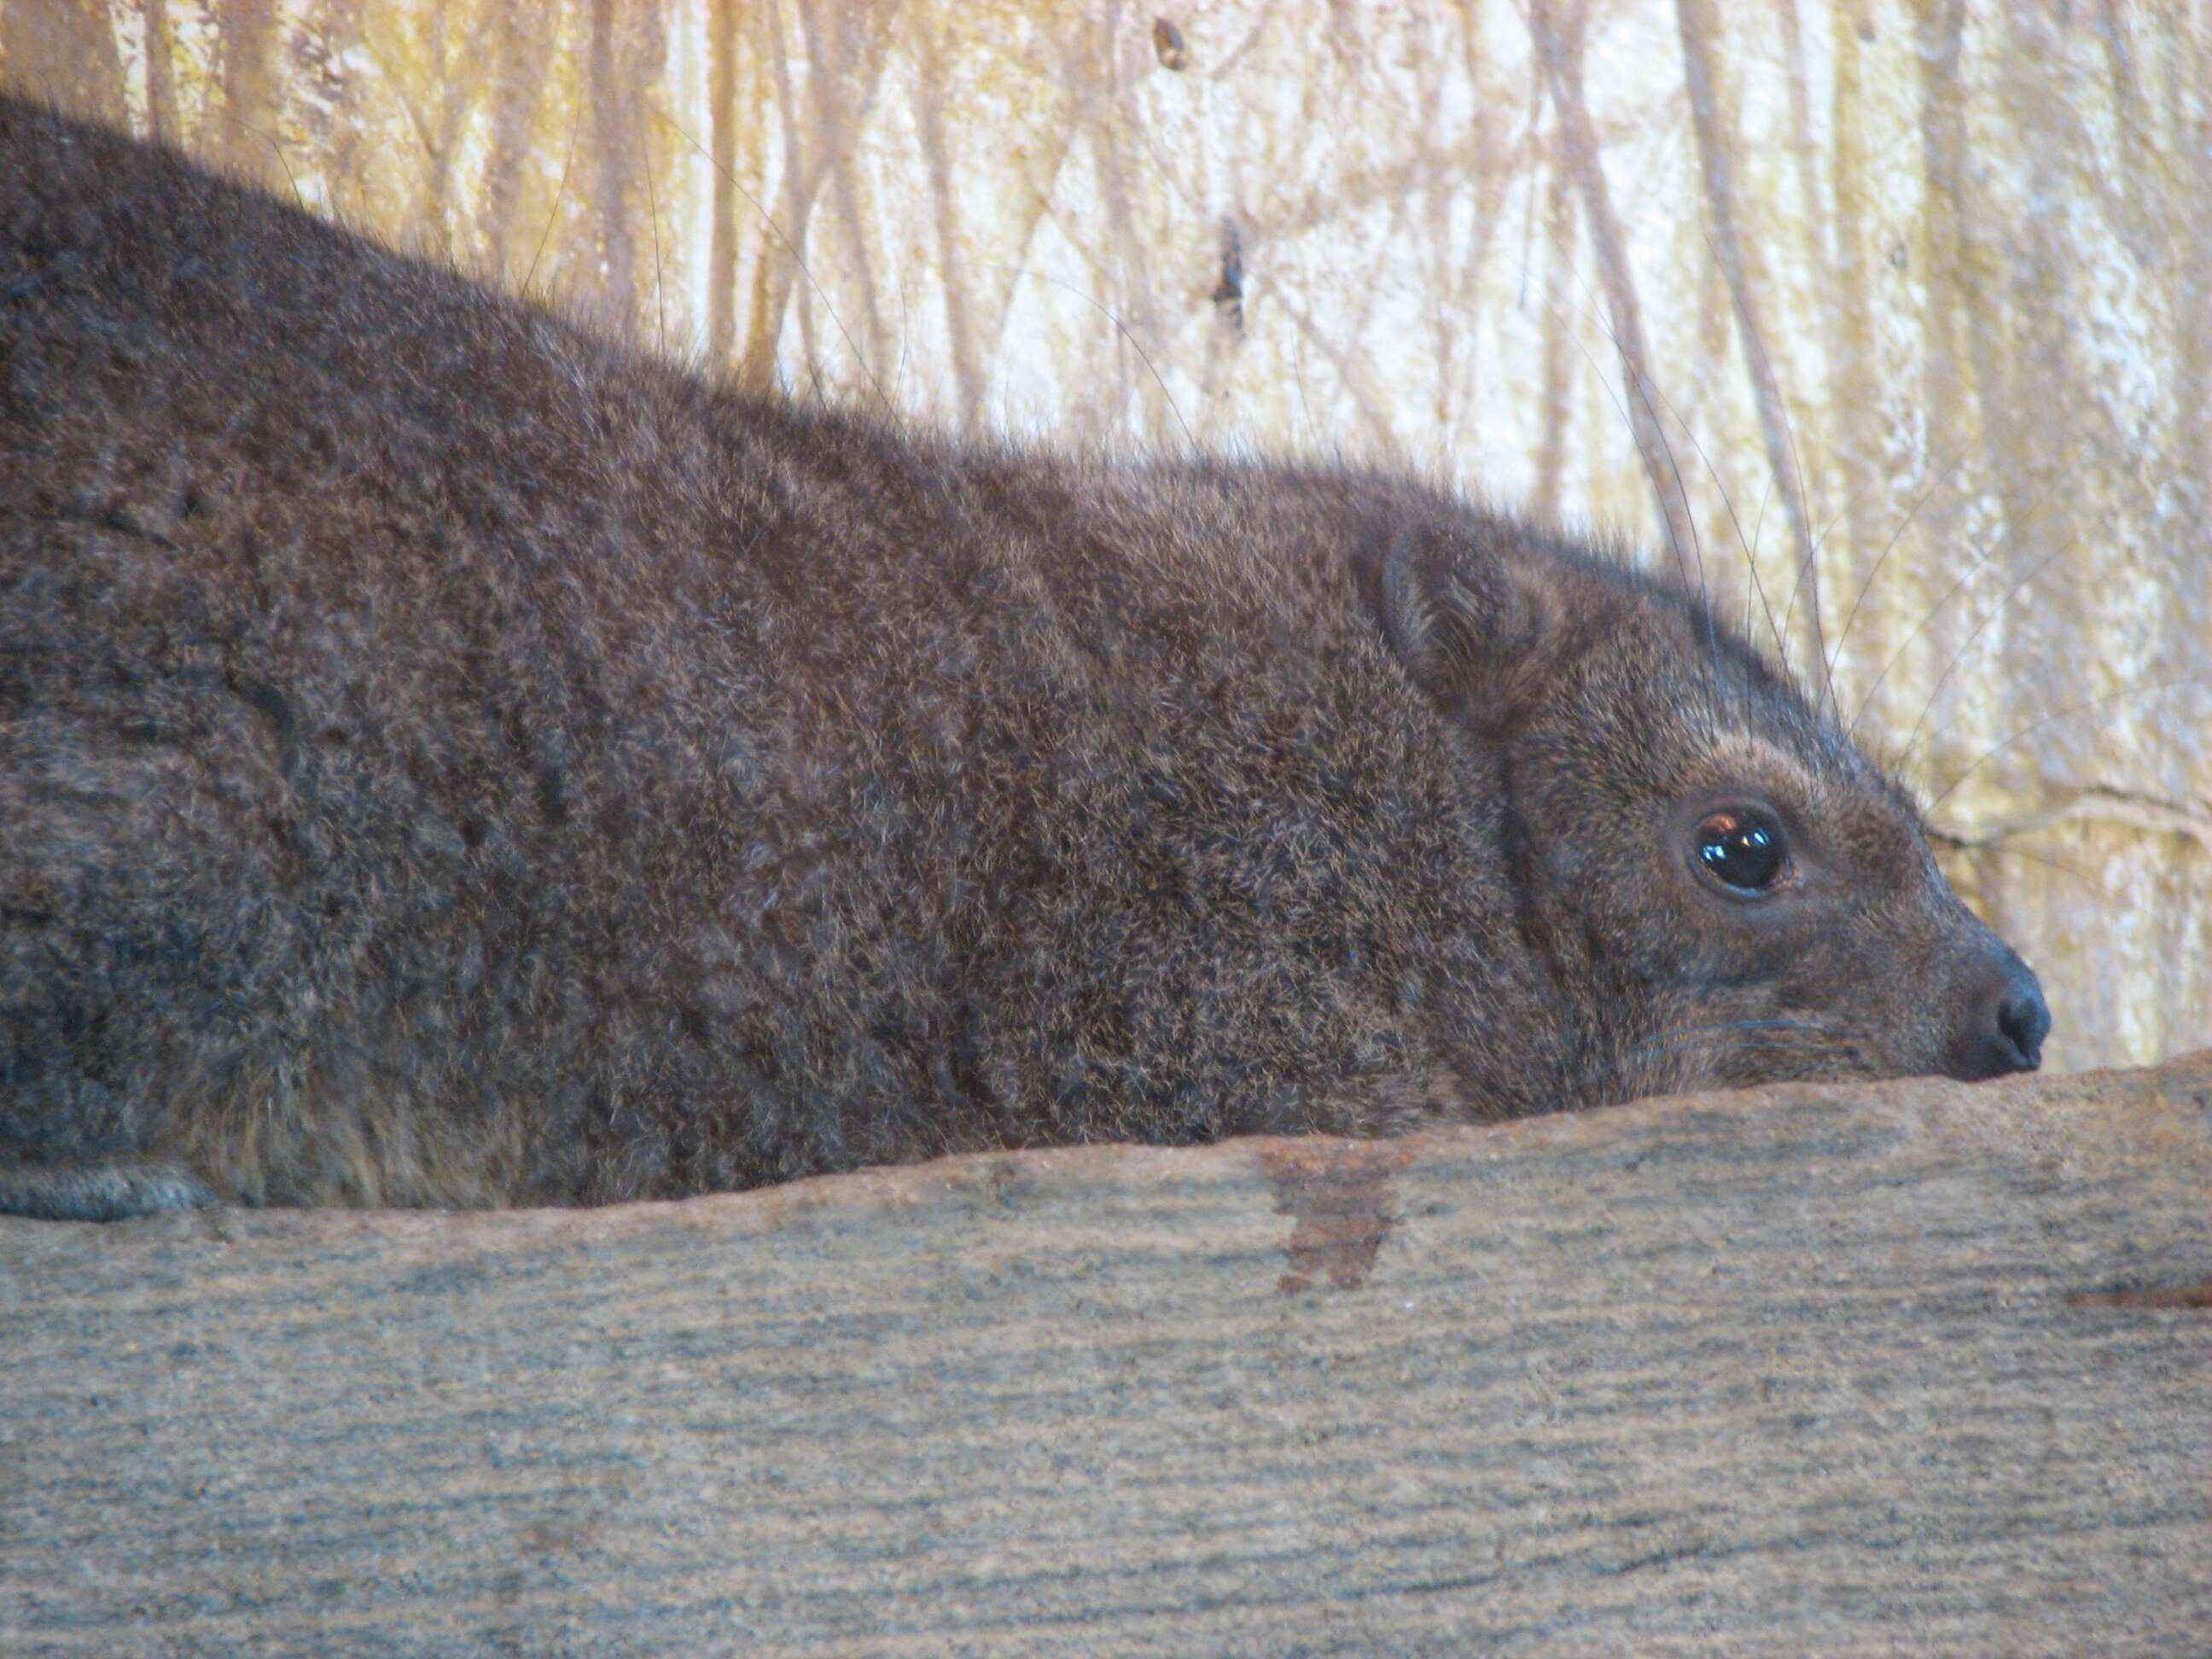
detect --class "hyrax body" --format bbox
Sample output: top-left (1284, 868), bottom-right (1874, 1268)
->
top-left (0, 98), bottom-right (2046, 1220)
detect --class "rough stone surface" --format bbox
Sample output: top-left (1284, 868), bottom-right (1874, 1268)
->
top-left (3, 1055), bottom-right (2209, 1654)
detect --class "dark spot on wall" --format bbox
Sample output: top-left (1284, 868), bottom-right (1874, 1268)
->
top-left (1152, 19), bottom-right (1189, 72)
top-left (1212, 220), bottom-right (1244, 334)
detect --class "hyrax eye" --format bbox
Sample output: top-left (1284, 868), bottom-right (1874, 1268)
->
top-left (1694, 808), bottom-right (1789, 895)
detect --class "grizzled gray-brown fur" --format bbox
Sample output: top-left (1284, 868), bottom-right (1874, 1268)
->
top-left (0, 97), bottom-right (2046, 1221)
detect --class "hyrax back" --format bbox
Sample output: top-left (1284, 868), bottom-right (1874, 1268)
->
top-left (0, 98), bottom-right (2046, 1220)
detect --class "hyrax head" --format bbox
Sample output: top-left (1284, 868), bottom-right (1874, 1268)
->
top-left (1374, 515), bottom-right (2050, 1103)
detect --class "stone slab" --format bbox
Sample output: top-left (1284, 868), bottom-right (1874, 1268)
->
top-left (3, 1056), bottom-right (2208, 1653)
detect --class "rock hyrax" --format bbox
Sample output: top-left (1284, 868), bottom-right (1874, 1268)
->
top-left (0, 98), bottom-right (2047, 1221)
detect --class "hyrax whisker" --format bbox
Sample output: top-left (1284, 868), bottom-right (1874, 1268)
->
top-left (1927, 677), bottom-right (2210, 812)
top-left (1895, 543), bottom-right (2077, 760)
top-left (640, 104), bottom-right (668, 358)
top-left (1627, 1016), bottom-right (1838, 1061)
top-left (648, 101), bottom-right (892, 417)
top-left (1744, 470), bottom-right (1777, 643)
top-left (1565, 280), bottom-right (1726, 655)
top-left (1928, 836), bottom-right (2100, 899)
top-left (1824, 445), bottom-right (1970, 690)
top-left (1845, 523), bottom-right (2012, 742)
top-left (1551, 317), bottom-right (1729, 701)
top-left (523, 107), bottom-right (582, 299)
top-left (968, 256), bottom-right (1196, 451)
top-left (1557, 265), bottom-right (1810, 708)
top-left (211, 108), bottom-right (306, 212)
top-left (1718, 252), bottom-right (1828, 723)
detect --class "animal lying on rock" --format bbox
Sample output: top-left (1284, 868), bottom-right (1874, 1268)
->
top-left (0, 96), bottom-right (2048, 1221)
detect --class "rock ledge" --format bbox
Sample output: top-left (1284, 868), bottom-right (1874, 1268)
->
top-left (3, 1057), bottom-right (2208, 1652)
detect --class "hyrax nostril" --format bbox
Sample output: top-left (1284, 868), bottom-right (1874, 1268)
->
top-left (1955, 964), bottom-right (2051, 1080)
top-left (1995, 977), bottom-right (2052, 1071)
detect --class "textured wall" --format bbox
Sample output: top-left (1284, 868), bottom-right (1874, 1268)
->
top-left (3, 1), bottom-right (2206, 1070)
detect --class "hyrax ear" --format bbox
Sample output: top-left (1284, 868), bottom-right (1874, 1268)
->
top-left (1371, 521), bottom-right (1562, 726)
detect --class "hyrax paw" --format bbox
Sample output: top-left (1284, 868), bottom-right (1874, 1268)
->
top-left (0, 1160), bottom-right (220, 1222)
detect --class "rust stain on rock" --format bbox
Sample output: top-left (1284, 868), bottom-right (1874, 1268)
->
top-left (1260, 1141), bottom-right (1413, 1294)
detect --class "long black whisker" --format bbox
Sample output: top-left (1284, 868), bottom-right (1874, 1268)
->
top-left (1928, 677), bottom-right (2211, 810)
top-left (1558, 328), bottom-right (1725, 689)
top-left (1562, 271), bottom-right (1795, 689)
top-left (523, 108), bottom-right (580, 297)
top-left (214, 111), bottom-right (306, 212)
top-left (969, 258), bottom-right (1195, 451)
top-left (1628, 1016), bottom-right (1834, 1061)
top-left (1845, 531), bottom-right (2032, 742)
top-left (640, 113), bottom-right (667, 355)
top-left (1540, 255), bottom-right (1754, 710)
top-left (1929, 835), bottom-right (2100, 896)
top-left (1746, 471), bottom-right (1776, 620)
top-left (649, 102), bottom-right (891, 417)
top-left (1720, 242), bottom-right (1830, 719)
top-left (1895, 543), bottom-right (2076, 760)
top-left (1823, 449), bottom-right (1967, 691)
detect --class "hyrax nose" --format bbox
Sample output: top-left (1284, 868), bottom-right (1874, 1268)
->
top-left (1952, 958), bottom-right (2052, 1081)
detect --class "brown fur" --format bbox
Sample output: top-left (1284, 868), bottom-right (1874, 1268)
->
top-left (0, 98), bottom-right (2046, 1220)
